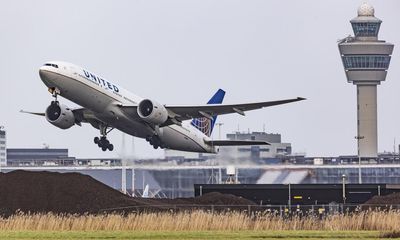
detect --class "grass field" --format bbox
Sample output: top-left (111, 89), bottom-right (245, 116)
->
top-left (0, 230), bottom-right (389, 240)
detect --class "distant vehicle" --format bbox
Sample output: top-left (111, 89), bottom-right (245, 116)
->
top-left (22, 61), bottom-right (304, 152)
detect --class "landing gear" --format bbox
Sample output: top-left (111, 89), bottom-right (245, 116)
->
top-left (145, 135), bottom-right (166, 149)
top-left (49, 87), bottom-right (60, 102)
top-left (94, 136), bottom-right (114, 151)
top-left (94, 124), bottom-right (114, 151)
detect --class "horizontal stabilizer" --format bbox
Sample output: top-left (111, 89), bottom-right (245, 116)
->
top-left (204, 140), bottom-right (270, 146)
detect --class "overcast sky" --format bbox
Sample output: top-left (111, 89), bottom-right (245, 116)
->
top-left (0, 0), bottom-right (399, 159)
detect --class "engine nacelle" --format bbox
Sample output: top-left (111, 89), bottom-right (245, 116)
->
top-left (137, 99), bottom-right (168, 125)
top-left (45, 102), bottom-right (75, 129)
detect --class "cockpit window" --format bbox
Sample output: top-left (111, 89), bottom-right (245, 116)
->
top-left (44, 63), bottom-right (58, 68)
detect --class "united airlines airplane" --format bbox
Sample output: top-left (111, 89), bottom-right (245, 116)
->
top-left (22, 61), bottom-right (305, 152)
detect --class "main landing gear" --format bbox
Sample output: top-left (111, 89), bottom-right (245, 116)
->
top-left (146, 135), bottom-right (165, 149)
top-left (94, 136), bottom-right (114, 151)
top-left (94, 124), bottom-right (114, 151)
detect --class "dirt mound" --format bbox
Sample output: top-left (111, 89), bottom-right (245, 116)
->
top-left (0, 171), bottom-right (255, 216)
top-left (0, 170), bottom-right (148, 215)
top-left (364, 193), bottom-right (400, 205)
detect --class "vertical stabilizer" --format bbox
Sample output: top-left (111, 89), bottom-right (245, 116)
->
top-left (191, 89), bottom-right (225, 137)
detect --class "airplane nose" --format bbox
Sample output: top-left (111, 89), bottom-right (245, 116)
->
top-left (39, 67), bottom-right (54, 85)
top-left (39, 68), bottom-right (47, 79)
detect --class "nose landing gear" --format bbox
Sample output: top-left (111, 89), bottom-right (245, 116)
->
top-left (94, 124), bottom-right (114, 151)
top-left (49, 87), bottom-right (60, 103)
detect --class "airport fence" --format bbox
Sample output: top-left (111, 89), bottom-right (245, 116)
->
top-left (99, 203), bottom-right (400, 216)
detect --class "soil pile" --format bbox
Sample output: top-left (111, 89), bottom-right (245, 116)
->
top-left (0, 170), bottom-right (255, 216)
top-left (0, 170), bottom-right (150, 215)
top-left (364, 193), bottom-right (400, 205)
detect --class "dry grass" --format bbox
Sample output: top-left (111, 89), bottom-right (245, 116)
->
top-left (0, 210), bottom-right (400, 231)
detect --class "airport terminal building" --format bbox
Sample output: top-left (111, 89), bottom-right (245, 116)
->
top-left (222, 132), bottom-right (291, 162)
top-left (165, 131), bottom-right (292, 164)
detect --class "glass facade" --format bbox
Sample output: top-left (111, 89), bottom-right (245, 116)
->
top-left (312, 167), bottom-right (400, 184)
top-left (352, 22), bottom-right (380, 37)
top-left (342, 55), bottom-right (391, 69)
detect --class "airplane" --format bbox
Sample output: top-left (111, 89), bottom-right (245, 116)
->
top-left (22, 61), bottom-right (305, 153)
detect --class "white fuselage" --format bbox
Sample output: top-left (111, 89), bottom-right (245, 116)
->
top-left (39, 61), bottom-right (216, 153)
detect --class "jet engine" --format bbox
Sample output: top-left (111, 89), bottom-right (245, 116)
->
top-left (137, 99), bottom-right (168, 125)
top-left (45, 101), bottom-right (75, 129)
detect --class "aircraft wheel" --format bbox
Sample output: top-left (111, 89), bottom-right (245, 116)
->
top-left (98, 139), bottom-right (104, 147)
top-left (102, 146), bottom-right (108, 151)
top-left (98, 138), bottom-right (106, 146)
top-left (108, 144), bottom-right (114, 151)
top-left (94, 137), bottom-right (99, 144)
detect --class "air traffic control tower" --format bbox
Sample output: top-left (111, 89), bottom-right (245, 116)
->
top-left (338, 3), bottom-right (394, 158)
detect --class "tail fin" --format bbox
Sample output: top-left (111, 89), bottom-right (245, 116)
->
top-left (191, 89), bottom-right (225, 137)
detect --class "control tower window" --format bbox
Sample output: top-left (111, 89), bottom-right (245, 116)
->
top-left (352, 22), bottom-right (380, 37)
top-left (44, 63), bottom-right (59, 68)
top-left (342, 55), bottom-right (390, 69)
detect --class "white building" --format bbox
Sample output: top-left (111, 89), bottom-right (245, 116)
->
top-left (0, 127), bottom-right (6, 166)
top-left (222, 132), bottom-right (292, 160)
top-left (165, 131), bottom-right (292, 162)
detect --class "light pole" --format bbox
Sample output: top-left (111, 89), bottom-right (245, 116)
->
top-left (288, 183), bottom-right (291, 211)
top-left (214, 122), bottom-right (224, 184)
top-left (342, 174), bottom-right (347, 204)
top-left (355, 136), bottom-right (364, 184)
top-left (215, 123), bottom-right (224, 139)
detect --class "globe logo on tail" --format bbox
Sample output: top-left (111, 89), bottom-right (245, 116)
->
top-left (190, 89), bottom-right (225, 137)
top-left (191, 117), bottom-right (212, 137)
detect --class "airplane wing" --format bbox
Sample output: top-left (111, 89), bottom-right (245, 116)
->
top-left (204, 139), bottom-right (270, 146)
top-left (165, 97), bottom-right (305, 122)
top-left (118, 97), bottom-right (305, 126)
top-left (20, 108), bottom-right (101, 127)
top-left (72, 108), bottom-right (101, 124)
